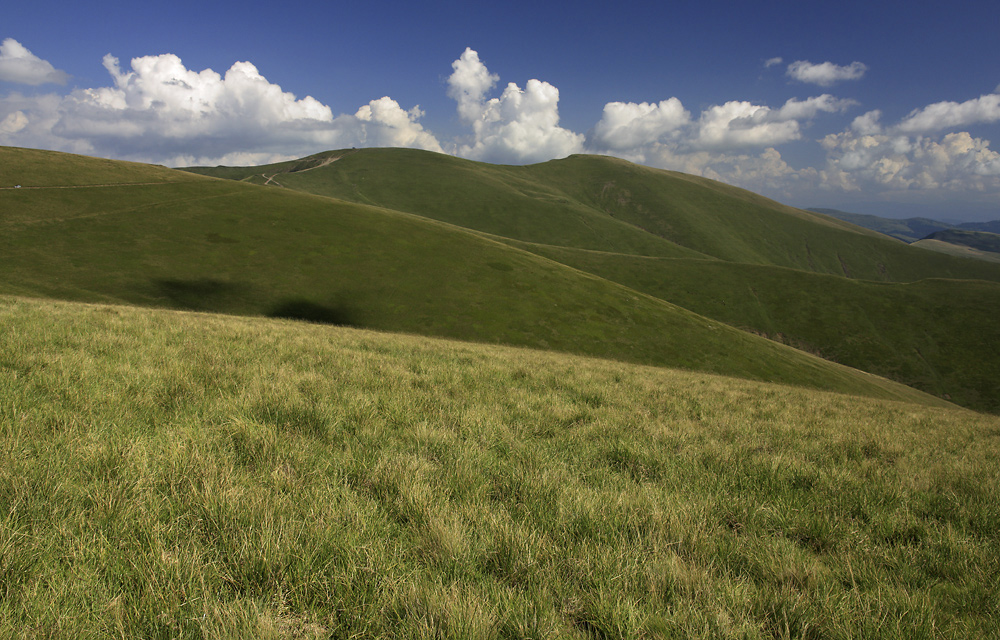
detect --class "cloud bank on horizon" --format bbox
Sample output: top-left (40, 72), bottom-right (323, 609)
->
top-left (2, 39), bottom-right (999, 214)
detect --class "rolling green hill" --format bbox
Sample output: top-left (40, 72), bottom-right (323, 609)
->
top-left (188, 148), bottom-right (709, 260)
top-left (184, 147), bottom-right (1000, 412)
top-left (0, 146), bottom-right (928, 404)
top-left (4, 146), bottom-right (999, 633)
top-left (497, 242), bottom-right (1000, 412)
top-left (187, 148), bottom-right (1000, 283)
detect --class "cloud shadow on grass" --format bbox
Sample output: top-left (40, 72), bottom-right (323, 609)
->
top-left (267, 299), bottom-right (360, 327)
top-left (153, 278), bottom-right (253, 312)
top-left (151, 279), bottom-right (360, 326)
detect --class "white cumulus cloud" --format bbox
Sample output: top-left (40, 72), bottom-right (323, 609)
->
top-left (851, 110), bottom-right (883, 135)
top-left (590, 99), bottom-right (691, 151)
top-left (354, 97), bottom-right (442, 150)
top-left (820, 129), bottom-right (1000, 192)
top-left (581, 89), bottom-right (853, 198)
top-left (697, 101), bottom-right (802, 148)
top-left (896, 92), bottom-right (1000, 133)
top-left (0, 109), bottom-right (28, 134)
top-left (695, 95), bottom-right (854, 150)
top-left (813, 90), bottom-right (1000, 197)
top-left (0, 38), bottom-right (69, 86)
top-left (0, 51), bottom-right (441, 165)
top-left (588, 94), bottom-right (852, 163)
top-left (446, 48), bottom-right (584, 164)
top-left (776, 94), bottom-right (857, 120)
top-left (447, 47), bottom-right (499, 124)
top-left (787, 60), bottom-right (867, 86)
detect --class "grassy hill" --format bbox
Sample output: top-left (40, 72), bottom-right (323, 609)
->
top-left (188, 149), bottom-right (708, 260)
top-left (3, 145), bottom-right (999, 635)
top-left (187, 148), bottom-right (1000, 283)
top-left (184, 147), bottom-right (1000, 412)
top-left (1, 146), bottom-right (925, 403)
top-left (2, 296), bottom-right (997, 638)
top-left (498, 243), bottom-right (1000, 412)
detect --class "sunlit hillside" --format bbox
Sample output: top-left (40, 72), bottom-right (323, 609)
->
top-left (2, 296), bottom-right (997, 638)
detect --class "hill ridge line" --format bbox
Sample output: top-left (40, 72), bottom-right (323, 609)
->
top-left (1, 181), bottom-right (198, 190)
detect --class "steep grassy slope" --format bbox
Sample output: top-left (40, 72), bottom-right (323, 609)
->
top-left (0, 147), bottom-right (926, 401)
top-left (500, 242), bottom-right (1000, 412)
top-left (2, 297), bottom-right (997, 638)
top-left (187, 148), bottom-right (1000, 283)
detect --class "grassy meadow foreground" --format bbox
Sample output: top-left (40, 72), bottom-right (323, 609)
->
top-left (2, 296), bottom-right (998, 638)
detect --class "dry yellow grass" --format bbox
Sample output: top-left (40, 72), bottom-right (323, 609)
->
top-left (2, 296), bottom-right (998, 638)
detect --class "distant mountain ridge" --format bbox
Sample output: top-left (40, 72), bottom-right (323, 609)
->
top-left (958, 220), bottom-right (1000, 234)
top-left (807, 208), bottom-right (953, 243)
top-left (923, 229), bottom-right (1000, 254)
top-left (809, 207), bottom-right (1000, 246)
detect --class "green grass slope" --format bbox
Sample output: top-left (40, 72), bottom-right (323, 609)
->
top-left (500, 242), bottom-right (1000, 412)
top-left (184, 148), bottom-right (1000, 412)
top-left (0, 147), bottom-right (929, 403)
top-left (188, 148), bottom-right (1000, 283)
top-left (2, 145), bottom-right (195, 186)
top-left (2, 296), bottom-right (998, 638)
top-left (186, 149), bottom-right (710, 260)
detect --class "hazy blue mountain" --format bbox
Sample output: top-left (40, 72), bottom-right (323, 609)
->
top-left (924, 229), bottom-right (1000, 254)
top-left (807, 208), bottom-right (953, 243)
top-left (958, 220), bottom-right (1000, 234)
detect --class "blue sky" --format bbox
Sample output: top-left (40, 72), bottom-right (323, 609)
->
top-left (2, 0), bottom-right (999, 220)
